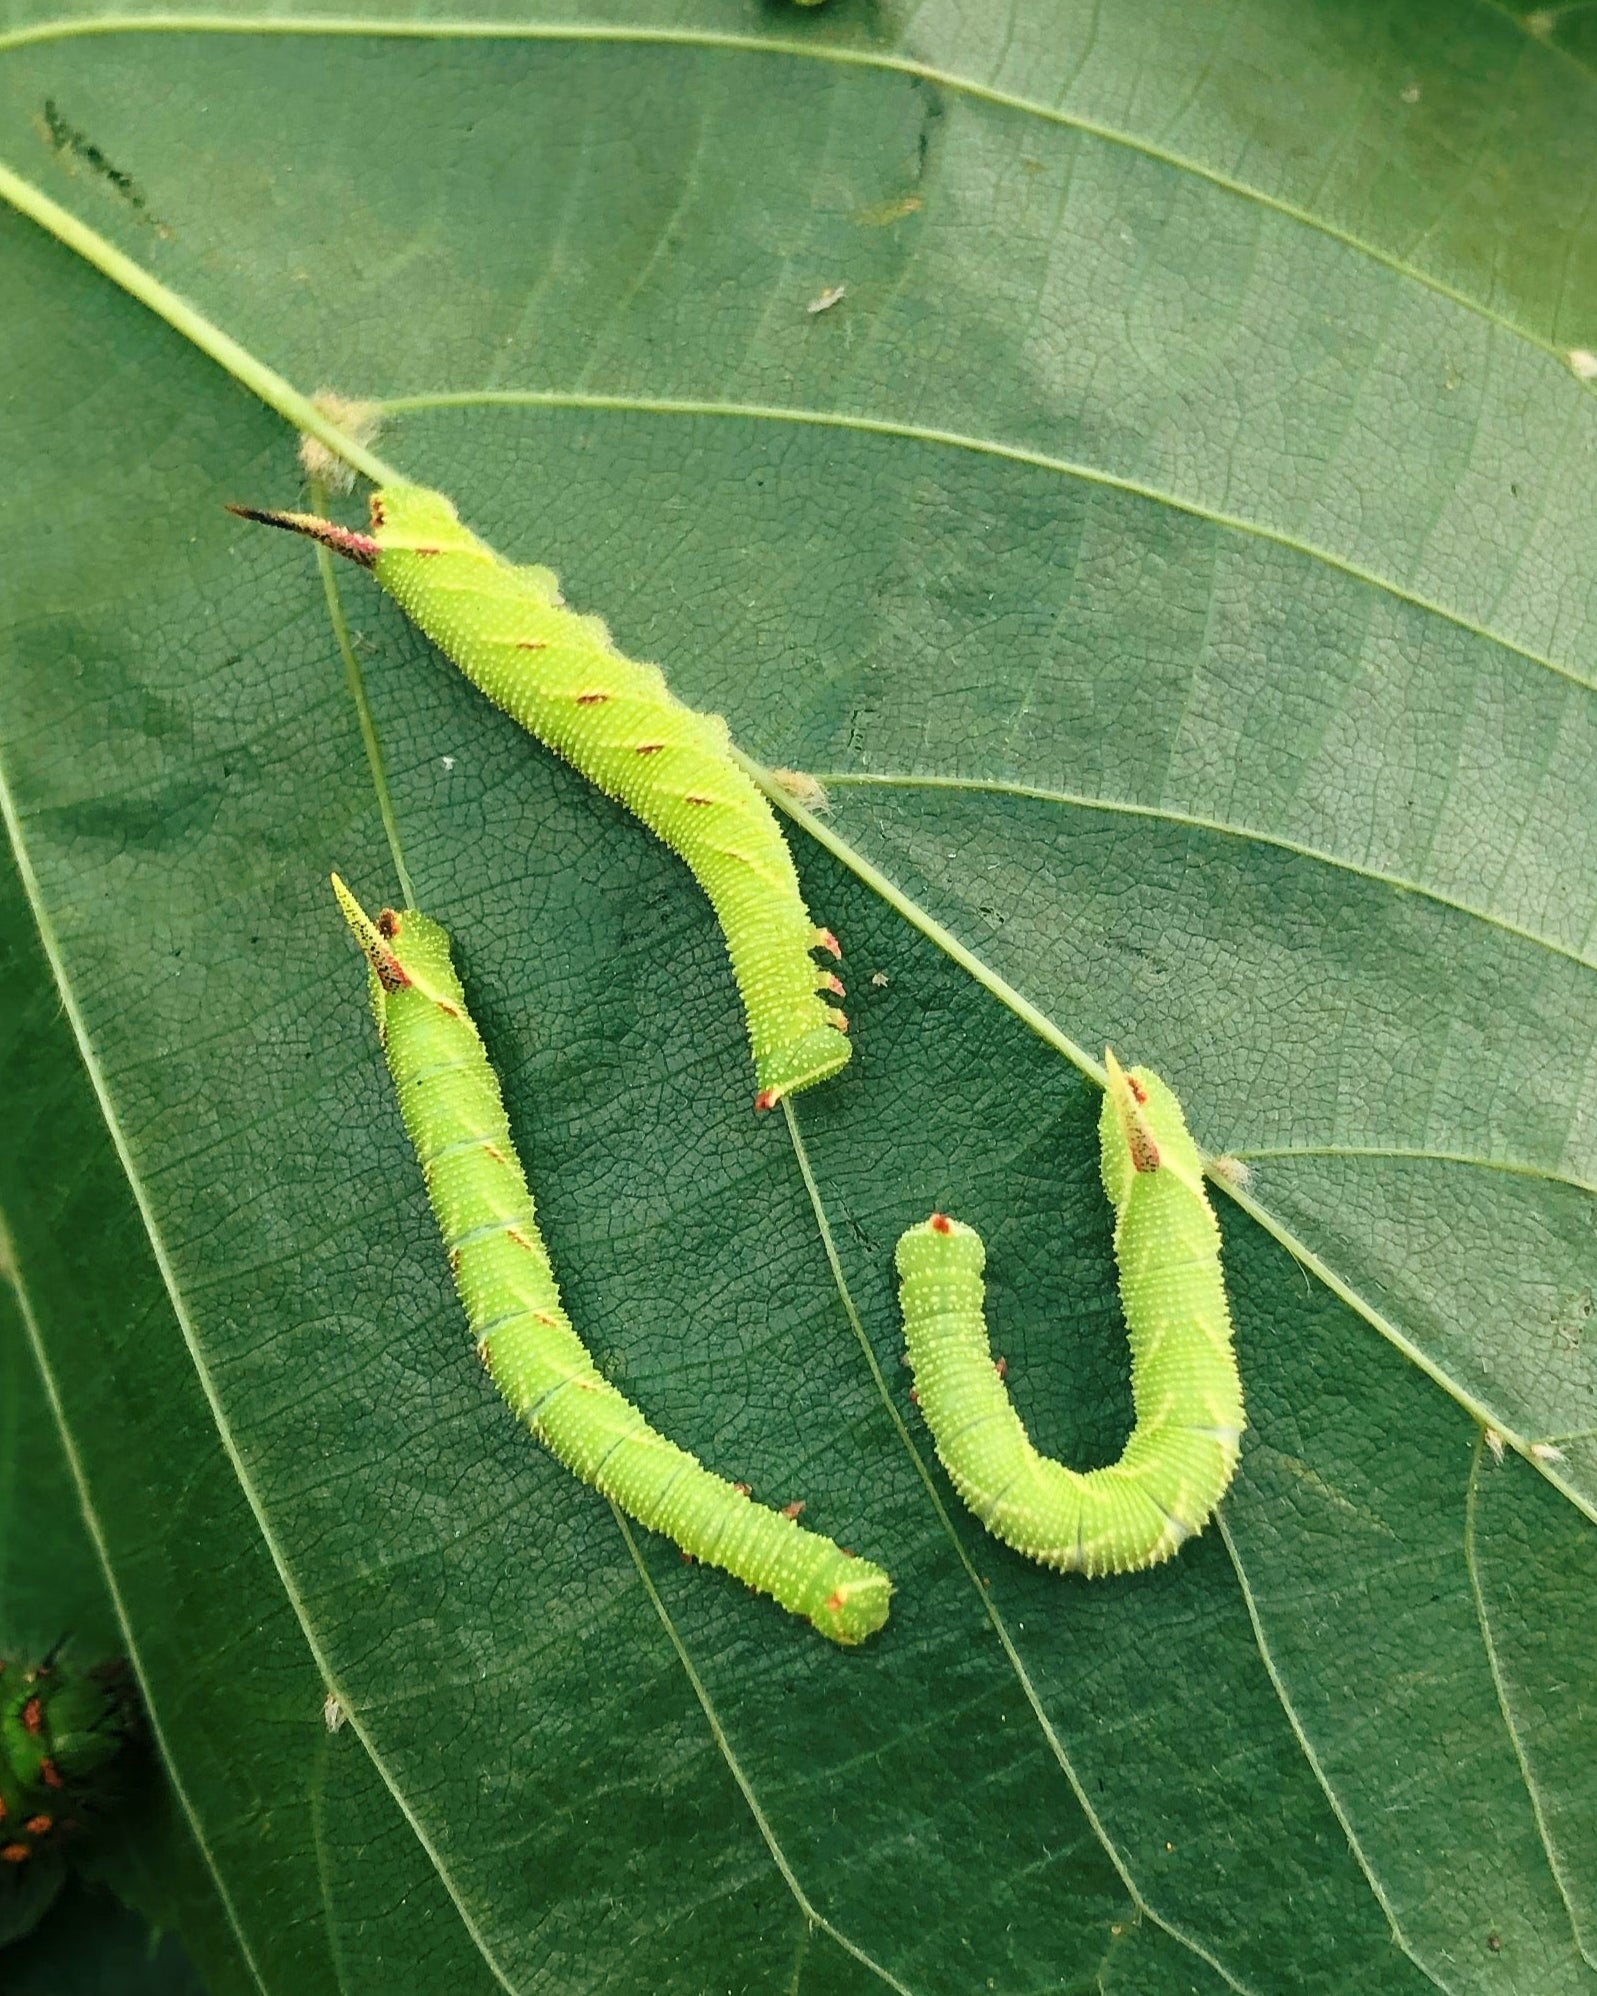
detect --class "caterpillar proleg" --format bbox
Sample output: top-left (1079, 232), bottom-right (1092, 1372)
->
top-left (895, 1053), bottom-right (1244, 1575)
top-left (333, 877), bottom-right (891, 1645)
top-left (235, 486), bottom-right (851, 1111)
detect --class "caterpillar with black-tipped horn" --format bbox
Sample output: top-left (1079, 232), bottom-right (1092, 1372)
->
top-left (233, 486), bottom-right (850, 1112)
top-left (895, 1053), bottom-right (1244, 1575)
top-left (333, 876), bottom-right (891, 1645)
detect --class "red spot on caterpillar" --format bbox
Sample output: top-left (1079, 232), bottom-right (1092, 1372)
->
top-left (1129, 1077), bottom-right (1148, 1105)
top-left (685, 793), bottom-right (714, 806)
top-left (909, 1387), bottom-right (920, 1406)
top-left (820, 972), bottom-right (845, 997)
top-left (1129, 1131), bottom-right (1162, 1174)
top-left (823, 1590), bottom-right (845, 1616)
top-left (575, 691), bottom-right (610, 705)
top-left (21, 1698), bottom-right (43, 1735)
top-left (840, 1547), bottom-right (855, 1558)
top-left (680, 1550), bottom-right (696, 1565)
top-left (814, 929), bottom-right (842, 960)
top-left (634, 741), bottom-right (666, 755)
top-left (929, 1213), bottom-right (954, 1235)
top-left (24, 1817), bottom-right (50, 1837)
top-left (376, 911), bottom-right (401, 939)
top-left (507, 1229), bottom-right (537, 1251)
top-left (1, 1844), bottom-right (30, 1864)
top-left (781, 1500), bottom-right (806, 1519)
top-left (38, 1760), bottom-right (62, 1791)
top-left (483, 1144), bottom-right (506, 1165)
top-left (533, 1311), bottom-right (559, 1325)
top-left (827, 1010), bottom-right (849, 1032)
top-left (994, 1356), bottom-right (1008, 1380)
top-left (516, 638), bottom-right (548, 651)
top-left (753, 1087), bottom-right (780, 1112)
top-left (733, 1482), bottom-right (751, 1496)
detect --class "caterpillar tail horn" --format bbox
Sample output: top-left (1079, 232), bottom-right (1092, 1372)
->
top-left (1103, 1046), bottom-right (1161, 1174)
top-left (226, 503), bottom-right (379, 567)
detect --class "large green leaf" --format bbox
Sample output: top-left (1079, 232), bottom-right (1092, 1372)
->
top-left (1, 3), bottom-right (1594, 1990)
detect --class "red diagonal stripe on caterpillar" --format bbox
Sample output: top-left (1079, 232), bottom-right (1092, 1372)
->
top-left (241, 485), bottom-right (851, 1110)
top-left (895, 1051), bottom-right (1244, 1577)
top-left (333, 879), bottom-right (891, 1645)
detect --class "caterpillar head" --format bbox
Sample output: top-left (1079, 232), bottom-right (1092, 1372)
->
top-left (809, 1564), bottom-right (893, 1646)
top-left (894, 1212), bottom-right (986, 1283)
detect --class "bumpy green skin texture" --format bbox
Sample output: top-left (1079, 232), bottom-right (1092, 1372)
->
top-left (0, 1654), bottom-right (133, 1870)
top-left (895, 1062), bottom-right (1244, 1576)
top-left (366, 484), bottom-right (851, 1109)
top-left (337, 885), bottom-right (890, 1645)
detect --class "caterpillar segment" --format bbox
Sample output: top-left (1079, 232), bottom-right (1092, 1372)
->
top-left (895, 1051), bottom-right (1244, 1576)
top-left (234, 486), bottom-right (851, 1110)
top-left (333, 878), bottom-right (890, 1645)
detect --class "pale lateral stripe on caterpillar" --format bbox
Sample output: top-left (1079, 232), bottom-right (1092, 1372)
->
top-left (332, 876), bottom-right (891, 1645)
top-left (234, 487), bottom-right (850, 1111)
top-left (895, 1052), bottom-right (1244, 1575)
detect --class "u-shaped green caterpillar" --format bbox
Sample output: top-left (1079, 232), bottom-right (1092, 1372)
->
top-left (333, 877), bottom-right (891, 1645)
top-left (895, 1053), bottom-right (1244, 1574)
top-left (235, 486), bottom-right (850, 1111)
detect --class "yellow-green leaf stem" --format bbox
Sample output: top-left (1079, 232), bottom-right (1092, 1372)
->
top-left (896, 1053), bottom-right (1244, 1575)
top-left (333, 878), bottom-right (890, 1645)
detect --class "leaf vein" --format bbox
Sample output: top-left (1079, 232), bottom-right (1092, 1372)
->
top-left (1216, 1513), bottom-right (1459, 1996)
top-left (808, 769), bottom-right (1597, 974)
top-left (1, 10), bottom-right (1592, 386)
top-left (0, 1202), bottom-right (275, 1996)
top-left (610, 1502), bottom-right (921, 1996)
top-left (1463, 1436), bottom-right (1597, 1969)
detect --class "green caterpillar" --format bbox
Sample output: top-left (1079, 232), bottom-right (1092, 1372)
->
top-left (895, 1053), bottom-right (1244, 1575)
top-left (0, 1646), bottom-right (136, 1943)
top-left (234, 487), bottom-right (850, 1112)
top-left (333, 877), bottom-right (891, 1645)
